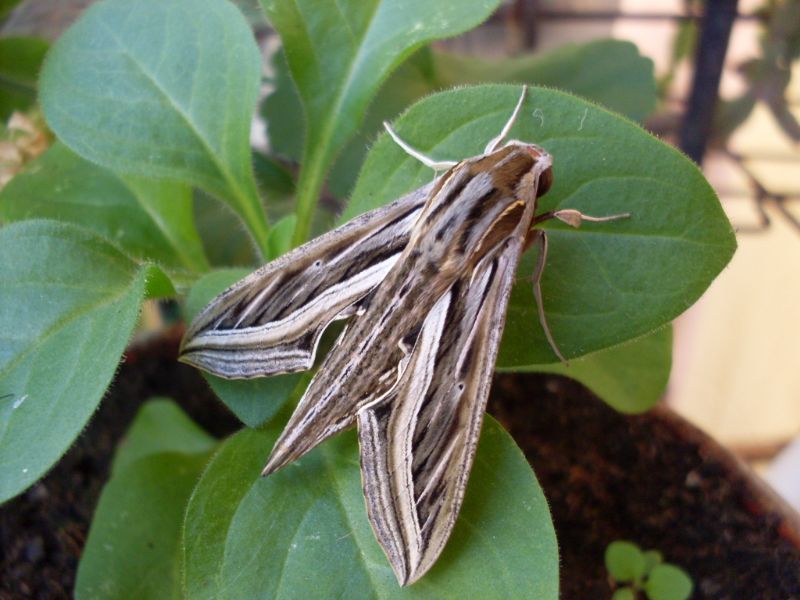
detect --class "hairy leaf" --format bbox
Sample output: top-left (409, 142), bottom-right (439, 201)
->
top-left (0, 221), bottom-right (163, 502)
top-left (40, 0), bottom-right (268, 253)
top-left (76, 400), bottom-right (216, 600)
top-left (347, 85), bottom-right (736, 363)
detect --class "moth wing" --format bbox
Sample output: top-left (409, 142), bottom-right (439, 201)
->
top-left (357, 233), bottom-right (526, 585)
top-left (179, 183), bottom-right (432, 378)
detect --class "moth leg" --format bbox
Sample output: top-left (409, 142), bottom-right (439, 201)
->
top-left (382, 122), bottom-right (457, 175)
top-left (484, 85), bottom-right (528, 154)
top-left (529, 229), bottom-right (568, 364)
top-left (528, 209), bottom-right (629, 364)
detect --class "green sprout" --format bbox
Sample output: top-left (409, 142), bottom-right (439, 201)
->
top-left (605, 540), bottom-right (694, 600)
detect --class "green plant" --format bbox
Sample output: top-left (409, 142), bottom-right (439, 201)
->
top-left (0, 0), bottom-right (735, 596)
top-left (605, 540), bottom-right (694, 600)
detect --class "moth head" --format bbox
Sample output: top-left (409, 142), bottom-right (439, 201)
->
top-left (500, 140), bottom-right (553, 197)
top-left (526, 144), bottom-right (553, 196)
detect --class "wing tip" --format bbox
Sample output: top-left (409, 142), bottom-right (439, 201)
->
top-left (261, 439), bottom-right (295, 477)
top-left (391, 556), bottom-right (432, 587)
top-left (261, 455), bottom-right (281, 477)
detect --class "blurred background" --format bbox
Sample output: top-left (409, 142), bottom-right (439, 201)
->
top-left (2, 0), bottom-right (798, 504)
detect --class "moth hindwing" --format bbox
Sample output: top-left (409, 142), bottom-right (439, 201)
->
top-left (180, 86), bottom-right (626, 585)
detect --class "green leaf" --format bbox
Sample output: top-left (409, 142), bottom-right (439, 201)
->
top-left (612, 588), bottom-right (637, 600)
top-left (643, 550), bottom-right (664, 574)
top-left (253, 151), bottom-right (296, 199)
top-left (193, 192), bottom-right (259, 268)
top-left (262, 49), bottom-right (304, 162)
top-left (181, 427), bottom-right (266, 599)
top-left (261, 0), bottom-right (504, 245)
top-left (0, 36), bottom-right (49, 119)
top-left (185, 269), bottom-right (300, 427)
top-left (347, 85), bottom-right (736, 363)
top-left (507, 326), bottom-right (672, 414)
top-left (266, 213), bottom-right (297, 259)
top-left (606, 540), bottom-right (646, 584)
top-left (112, 398), bottom-right (216, 474)
top-left (644, 564), bottom-right (693, 600)
top-left (76, 453), bottom-right (212, 600)
top-left (433, 40), bottom-right (657, 122)
top-left (76, 400), bottom-right (215, 599)
top-left (183, 416), bottom-right (557, 598)
top-left (207, 373), bottom-right (301, 429)
top-left (0, 221), bottom-right (160, 502)
top-left (0, 142), bottom-right (209, 274)
top-left (325, 50), bottom-right (441, 200)
top-left (143, 264), bottom-right (177, 299)
top-left (39, 0), bottom-right (269, 255)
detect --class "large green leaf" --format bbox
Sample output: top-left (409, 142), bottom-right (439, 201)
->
top-left (183, 416), bottom-right (557, 598)
top-left (185, 269), bottom-right (301, 427)
top-left (504, 327), bottom-right (673, 414)
top-left (347, 85), bottom-right (736, 363)
top-left (261, 0), bottom-right (503, 245)
top-left (39, 0), bottom-right (269, 255)
top-left (0, 36), bottom-right (49, 119)
top-left (76, 400), bottom-right (216, 600)
top-left (0, 221), bottom-right (164, 502)
top-left (76, 453), bottom-right (209, 600)
top-left (0, 142), bottom-right (208, 274)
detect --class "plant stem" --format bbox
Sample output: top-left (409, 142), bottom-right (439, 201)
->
top-left (291, 146), bottom-right (327, 247)
top-left (235, 177), bottom-right (271, 260)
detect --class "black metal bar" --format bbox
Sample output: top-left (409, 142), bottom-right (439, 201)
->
top-left (490, 8), bottom-right (759, 23)
top-left (679, 0), bottom-right (739, 164)
top-left (510, 0), bottom-right (541, 49)
top-left (532, 10), bottom-right (756, 22)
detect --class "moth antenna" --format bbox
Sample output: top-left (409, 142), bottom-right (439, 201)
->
top-left (382, 121), bottom-right (457, 174)
top-left (484, 85), bottom-right (528, 154)
top-left (552, 209), bottom-right (631, 228)
top-left (530, 230), bottom-right (568, 364)
top-left (533, 209), bottom-right (631, 228)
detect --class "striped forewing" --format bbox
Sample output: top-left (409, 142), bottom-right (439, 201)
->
top-left (180, 182), bottom-right (434, 378)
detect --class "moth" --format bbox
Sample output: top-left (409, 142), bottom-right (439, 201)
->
top-left (180, 87), bottom-right (628, 585)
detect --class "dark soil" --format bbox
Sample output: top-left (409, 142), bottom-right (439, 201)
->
top-left (489, 376), bottom-right (800, 600)
top-left (1, 334), bottom-right (799, 599)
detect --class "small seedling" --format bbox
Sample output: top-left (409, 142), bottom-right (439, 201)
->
top-left (605, 540), bottom-right (694, 600)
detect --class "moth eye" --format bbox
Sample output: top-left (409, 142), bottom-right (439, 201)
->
top-left (538, 167), bottom-right (553, 196)
top-left (456, 382), bottom-right (465, 393)
top-left (313, 260), bottom-right (322, 268)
